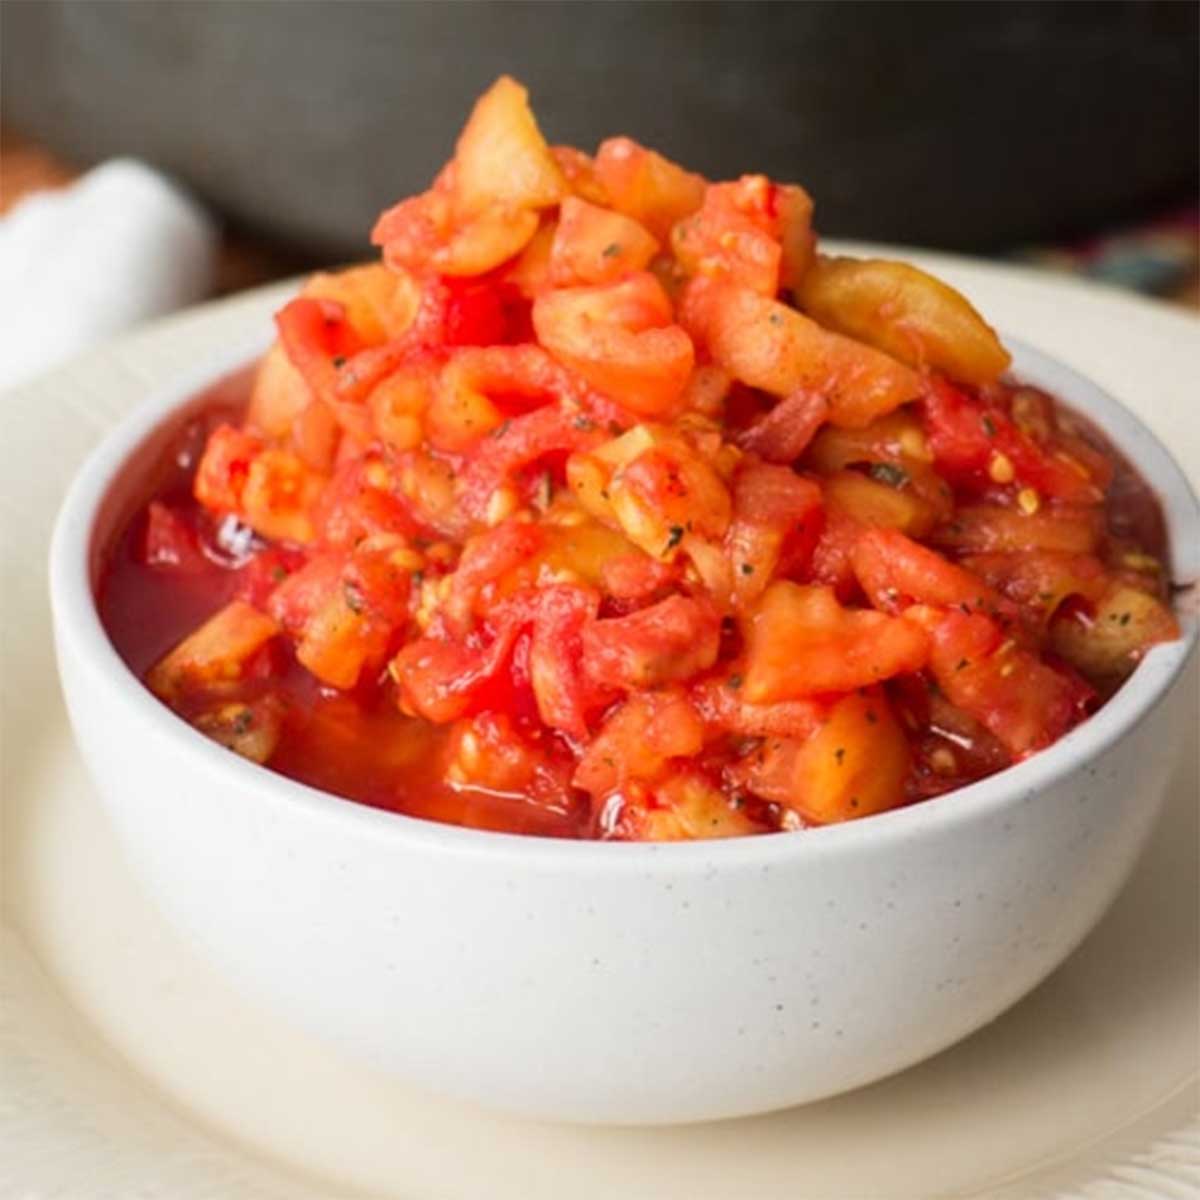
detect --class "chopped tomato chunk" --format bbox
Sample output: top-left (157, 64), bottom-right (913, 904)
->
top-left (742, 582), bottom-right (930, 702)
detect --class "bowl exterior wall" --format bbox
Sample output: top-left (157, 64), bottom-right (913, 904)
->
top-left (53, 622), bottom-right (1190, 1123)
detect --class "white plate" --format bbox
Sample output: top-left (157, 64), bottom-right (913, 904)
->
top-left (3, 248), bottom-right (1198, 1199)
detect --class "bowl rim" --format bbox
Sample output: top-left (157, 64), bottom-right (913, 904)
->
top-left (48, 329), bottom-right (1200, 870)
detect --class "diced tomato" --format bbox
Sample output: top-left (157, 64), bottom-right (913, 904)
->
top-left (680, 279), bottom-right (923, 427)
top-left (623, 771), bottom-right (767, 841)
top-left (391, 620), bottom-right (522, 724)
top-left (194, 424), bottom-right (263, 514)
top-left (917, 608), bottom-right (1093, 756)
top-left (533, 273), bottom-right (694, 418)
top-left (147, 600), bottom-right (280, 701)
top-left (573, 687), bottom-right (704, 798)
top-left (730, 689), bottom-right (909, 823)
top-left (550, 196), bottom-right (660, 286)
top-left (671, 176), bottom-right (783, 296)
top-left (961, 551), bottom-right (1110, 627)
top-left (1049, 583), bottom-right (1179, 681)
top-left (494, 583), bottom-right (607, 739)
top-left (922, 377), bottom-right (1105, 504)
top-left (313, 457), bottom-right (417, 548)
top-left (809, 509), bottom-right (866, 600)
top-left (593, 136), bottom-right (706, 240)
top-left (444, 519), bottom-right (545, 630)
top-left (724, 460), bottom-right (823, 608)
top-left (452, 75), bottom-right (567, 217)
top-left (798, 257), bottom-right (1010, 386)
top-left (140, 501), bottom-right (208, 571)
top-left (742, 581), bottom-right (930, 702)
top-left (459, 406), bottom-right (605, 523)
top-left (598, 552), bottom-right (681, 608)
top-left (851, 527), bottom-right (1012, 619)
top-left (581, 593), bottom-right (720, 690)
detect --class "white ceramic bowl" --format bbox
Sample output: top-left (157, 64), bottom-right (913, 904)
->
top-left (49, 335), bottom-right (1199, 1125)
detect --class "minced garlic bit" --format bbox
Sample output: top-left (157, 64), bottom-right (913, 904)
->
top-left (1016, 487), bottom-right (1041, 515)
top-left (485, 484), bottom-right (520, 526)
top-left (988, 452), bottom-right (1015, 484)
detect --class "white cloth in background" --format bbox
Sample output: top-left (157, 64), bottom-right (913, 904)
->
top-left (0, 158), bottom-right (217, 391)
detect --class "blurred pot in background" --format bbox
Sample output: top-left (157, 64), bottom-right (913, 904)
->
top-left (3, 0), bottom-right (1196, 259)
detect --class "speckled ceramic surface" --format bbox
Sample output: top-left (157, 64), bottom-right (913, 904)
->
top-left (5, 248), bottom-right (1200, 1195)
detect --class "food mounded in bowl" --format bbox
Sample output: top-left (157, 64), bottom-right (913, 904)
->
top-left (49, 78), bottom-right (1198, 1123)
top-left (94, 77), bottom-right (1179, 842)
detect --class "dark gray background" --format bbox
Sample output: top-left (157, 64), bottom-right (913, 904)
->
top-left (4, 0), bottom-right (1197, 257)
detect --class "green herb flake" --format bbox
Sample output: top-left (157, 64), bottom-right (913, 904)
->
top-left (332, 355), bottom-right (347, 369)
top-left (982, 416), bottom-right (997, 437)
top-left (270, 565), bottom-right (288, 583)
top-left (739, 562), bottom-right (755, 576)
top-left (726, 674), bottom-right (744, 690)
top-left (834, 747), bottom-right (846, 765)
top-left (343, 580), bottom-right (365, 614)
top-left (601, 242), bottom-right (622, 258)
top-left (491, 419), bottom-right (512, 439)
top-left (665, 524), bottom-right (685, 551)
top-left (573, 415), bottom-right (596, 431)
top-left (231, 709), bottom-right (254, 736)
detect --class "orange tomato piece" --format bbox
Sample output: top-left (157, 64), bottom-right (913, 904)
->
top-left (147, 600), bottom-right (280, 701)
top-left (533, 273), bottom-right (694, 417)
top-left (733, 690), bottom-right (910, 823)
top-left (742, 581), bottom-right (930, 702)
top-left (798, 256), bottom-right (1011, 386)
top-left (451, 75), bottom-right (566, 217)
top-left (550, 196), bottom-right (660, 286)
top-left (679, 279), bottom-right (923, 427)
top-left (593, 136), bottom-right (706, 240)
top-left (851, 527), bottom-right (1009, 618)
top-left (572, 687), bottom-right (704, 798)
top-left (671, 176), bottom-right (783, 296)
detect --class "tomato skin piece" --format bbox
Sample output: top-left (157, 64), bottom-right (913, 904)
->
top-left (735, 388), bottom-right (830, 463)
top-left (851, 527), bottom-right (1011, 619)
top-left (742, 581), bottom-right (930, 702)
top-left (581, 593), bottom-right (721, 690)
top-left (918, 608), bottom-right (1093, 757)
top-left (691, 674), bottom-right (826, 741)
top-left (599, 552), bottom-right (680, 608)
top-left (533, 274), bottom-right (695, 418)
